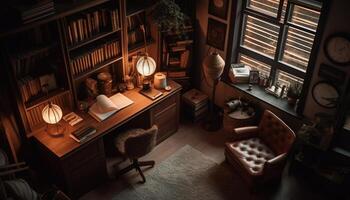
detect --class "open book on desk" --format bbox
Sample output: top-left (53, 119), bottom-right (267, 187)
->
top-left (88, 93), bottom-right (134, 122)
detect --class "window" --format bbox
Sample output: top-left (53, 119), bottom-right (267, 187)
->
top-left (235, 0), bottom-right (322, 90)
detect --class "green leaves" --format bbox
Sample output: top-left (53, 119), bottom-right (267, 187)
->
top-left (151, 0), bottom-right (188, 34)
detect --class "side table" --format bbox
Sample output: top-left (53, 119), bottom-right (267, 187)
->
top-left (223, 108), bottom-right (256, 134)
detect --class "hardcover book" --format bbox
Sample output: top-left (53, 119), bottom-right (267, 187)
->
top-left (88, 93), bottom-right (133, 122)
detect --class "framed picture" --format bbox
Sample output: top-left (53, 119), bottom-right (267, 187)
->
top-left (208, 0), bottom-right (229, 20)
top-left (207, 18), bottom-right (227, 50)
top-left (249, 70), bottom-right (259, 84)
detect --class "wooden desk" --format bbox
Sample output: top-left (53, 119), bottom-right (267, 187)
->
top-left (33, 80), bottom-right (181, 198)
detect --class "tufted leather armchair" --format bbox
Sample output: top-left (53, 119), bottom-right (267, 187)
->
top-left (225, 110), bottom-right (296, 187)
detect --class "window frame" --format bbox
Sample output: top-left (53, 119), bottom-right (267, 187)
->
top-left (224, 0), bottom-right (328, 115)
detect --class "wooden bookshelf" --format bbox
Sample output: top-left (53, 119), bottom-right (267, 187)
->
top-left (25, 89), bottom-right (70, 110)
top-left (0, 0), bottom-right (160, 137)
top-left (68, 29), bottom-right (121, 51)
top-left (74, 56), bottom-right (122, 81)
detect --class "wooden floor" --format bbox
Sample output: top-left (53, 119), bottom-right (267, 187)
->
top-left (80, 118), bottom-right (330, 200)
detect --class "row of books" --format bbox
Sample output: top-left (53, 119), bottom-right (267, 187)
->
top-left (18, 76), bottom-right (42, 103)
top-left (128, 27), bottom-right (150, 46)
top-left (11, 51), bottom-right (49, 78)
top-left (126, 14), bottom-right (143, 31)
top-left (164, 50), bottom-right (191, 69)
top-left (167, 71), bottom-right (187, 78)
top-left (70, 41), bottom-right (121, 77)
top-left (18, 73), bottom-right (57, 103)
top-left (67, 8), bottom-right (120, 46)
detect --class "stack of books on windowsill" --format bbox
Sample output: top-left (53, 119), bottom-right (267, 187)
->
top-left (182, 89), bottom-right (208, 122)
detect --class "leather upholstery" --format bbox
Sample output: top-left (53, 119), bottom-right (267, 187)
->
top-left (115, 125), bottom-right (158, 159)
top-left (227, 138), bottom-right (275, 176)
top-left (258, 111), bottom-right (295, 155)
top-left (225, 110), bottom-right (295, 186)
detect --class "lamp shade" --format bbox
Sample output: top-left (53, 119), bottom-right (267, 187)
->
top-left (203, 52), bottom-right (225, 81)
top-left (42, 103), bottom-right (63, 124)
top-left (136, 55), bottom-right (156, 77)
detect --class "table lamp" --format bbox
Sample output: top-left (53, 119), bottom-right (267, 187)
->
top-left (136, 24), bottom-right (156, 90)
top-left (203, 51), bottom-right (225, 131)
top-left (42, 101), bottom-right (64, 136)
top-left (136, 25), bottom-right (162, 99)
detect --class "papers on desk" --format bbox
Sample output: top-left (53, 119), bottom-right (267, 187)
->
top-left (88, 93), bottom-right (133, 122)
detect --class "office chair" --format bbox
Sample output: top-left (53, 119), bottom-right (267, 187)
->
top-left (114, 125), bottom-right (158, 183)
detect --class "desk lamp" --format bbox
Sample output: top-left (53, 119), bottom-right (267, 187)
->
top-left (136, 25), bottom-right (156, 90)
top-left (42, 86), bottom-right (64, 136)
top-left (203, 51), bottom-right (225, 131)
top-left (136, 25), bottom-right (162, 99)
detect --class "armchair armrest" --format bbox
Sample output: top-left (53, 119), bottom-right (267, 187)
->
top-left (232, 126), bottom-right (259, 141)
top-left (262, 153), bottom-right (287, 179)
top-left (266, 153), bottom-right (286, 165)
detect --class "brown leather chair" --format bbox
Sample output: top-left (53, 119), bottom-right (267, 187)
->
top-left (225, 110), bottom-right (295, 187)
top-left (114, 125), bottom-right (158, 183)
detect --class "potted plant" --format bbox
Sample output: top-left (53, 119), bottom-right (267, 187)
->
top-left (151, 0), bottom-right (188, 34)
top-left (287, 83), bottom-right (302, 106)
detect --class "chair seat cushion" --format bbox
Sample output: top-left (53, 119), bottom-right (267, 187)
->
top-left (226, 138), bottom-right (275, 175)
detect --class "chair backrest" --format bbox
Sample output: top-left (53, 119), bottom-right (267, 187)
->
top-left (125, 125), bottom-right (158, 159)
top-left (258, 110), bottom-right (295, 155)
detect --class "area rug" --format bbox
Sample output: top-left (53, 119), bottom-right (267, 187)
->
top-left (112, 145), bottom-right (236, 200)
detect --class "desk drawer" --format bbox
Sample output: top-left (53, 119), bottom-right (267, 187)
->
top-left (153, 94), bottom-right (176, 115)
top-left (63, 139), bottom-right (104, 170)
top-left (154, 103), bottom-right (178, 143)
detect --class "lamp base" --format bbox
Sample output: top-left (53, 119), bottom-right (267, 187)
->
top-left (46, 123), bottom-right (65, 137)
top-left (139, 87), bottom-right (163, 100)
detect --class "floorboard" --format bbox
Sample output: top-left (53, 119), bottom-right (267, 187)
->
top-left (80, 118), bottom-right (330, 200)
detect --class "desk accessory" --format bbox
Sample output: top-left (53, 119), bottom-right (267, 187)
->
top-left (140, 88), bottom-right (163, 100)
top-left (41, 85), bottom-right (64, 136)
top-left (135, 24), bottom-right (163, 99)
top-left (97, 72), bottom-right (112, 95)
top-left (88, 93), bottom-right (133, 121)
top-left (70, 126), bottom-right (96, 143)
top-left (62, 112), bottom-right (83, 126)
top-left (153, 72), bottom-right (167, 89)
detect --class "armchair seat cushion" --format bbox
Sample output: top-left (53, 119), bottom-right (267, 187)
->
top-left (226, 138), bottom-right (275, 175)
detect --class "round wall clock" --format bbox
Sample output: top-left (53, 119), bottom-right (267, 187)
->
top-left (312, 81), bottom-right (339, 108)
top-left (324, 34), bottom-right (350, 66)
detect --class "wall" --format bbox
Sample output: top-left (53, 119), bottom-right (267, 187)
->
top-left (195, 0), bottom-right (349, 127)
top-left (195, 0), bottom-right (231, 106)
top-left (303, 0), bottom-right (350, 119)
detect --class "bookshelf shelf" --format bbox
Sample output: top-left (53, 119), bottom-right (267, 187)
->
top-left (68, 29), bottom-right (120, 51)
top-left (74, 56), bottom-right (122, 81)
top-left (13, 43), bottom-right (57, 59)
top-left (128, 37), bottom-right (154, 53)
top-left (25, 88), bottom-right (69, 110)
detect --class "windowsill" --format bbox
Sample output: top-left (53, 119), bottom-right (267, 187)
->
top-left (223, 80), bottom-right (304, 120)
